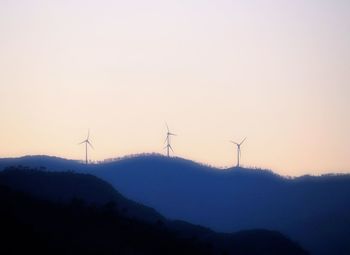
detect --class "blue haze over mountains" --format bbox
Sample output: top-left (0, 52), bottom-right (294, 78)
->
top-left (0, 167), bottom-right (308, 255)
top-left (0, 154), bottom-right (349, 255)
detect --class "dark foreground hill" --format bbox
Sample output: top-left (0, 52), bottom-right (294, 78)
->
top-left (1, 155), bottom-right (350, 255)
top-left (0, 184), bottom-right (209, 255)
top-left (0, 168), bottom-right (307, 255)
top-left (0, 167), bottom-right (164, 223)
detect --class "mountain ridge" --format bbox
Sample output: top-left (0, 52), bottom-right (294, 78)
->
top-left (1, 155), bottom-right (349, 255)
top-left (0, 167), bottom-right (307, 255)
top-left (1, 154), bottom-right (347, 178)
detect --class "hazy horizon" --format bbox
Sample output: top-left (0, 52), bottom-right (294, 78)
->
top-left (1, 0), bottom-right (349, 176)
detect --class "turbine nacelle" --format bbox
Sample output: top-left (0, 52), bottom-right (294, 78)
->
top-left (230, 137), bottom-right (246, 147)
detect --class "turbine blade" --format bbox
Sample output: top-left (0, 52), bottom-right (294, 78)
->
top-left (78, 140), bottom-right (86, 145)
top-left (169, 133), bottom-right (177, 136)
top-left (87, 129), bottom-right (90, 140)
top-left (169, 144), bottom-right (174, 153)
top-left (240, 137), bottom-right (247, 145)
top-left (230, 141), bottom-right (239, 145)
top-left (87, 140), bottom-right (94, 149)
top-left (165, 122), bottom-right (169, 132)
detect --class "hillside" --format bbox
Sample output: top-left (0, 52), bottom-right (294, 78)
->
top-left (0, 167), bottom-right (164, 223)
top-left (0, 168), bottom-right (307, 255)
top-left (1, 155), bottom-right (350, 255)
top-left (0, 184), bottom-right (211, 255)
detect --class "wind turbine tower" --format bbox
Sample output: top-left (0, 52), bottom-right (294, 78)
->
top-left (164, 123), bottom-right (177, 157)
top-left (79, 130), bottom-right (94, 164)
top-left (230, 137), bottom-right (246, 167)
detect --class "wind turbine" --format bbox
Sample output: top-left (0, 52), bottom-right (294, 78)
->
top-left (164, 123), bottom-right (176, 157)
top-left (79, 130), bottom-right (94, 164)
top-left (230, 137), bottom-right (246, 167)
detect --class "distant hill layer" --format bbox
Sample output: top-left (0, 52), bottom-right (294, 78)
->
top-left (0, 168), bottom-right (307, 255)
top-left (1, 155), bottom-right (350, 255)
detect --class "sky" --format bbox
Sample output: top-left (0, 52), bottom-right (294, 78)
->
top-left (0, 0), bottom-right (349, 176)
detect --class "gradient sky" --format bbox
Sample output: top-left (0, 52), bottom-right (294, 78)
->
top-left (0, 0), bottom-right (349, 176)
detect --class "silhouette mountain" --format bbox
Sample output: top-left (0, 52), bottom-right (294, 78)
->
top-left (0, 167), bottom-right (307, 255)
top-left (0, 184), bottom-right (213, 255)
top-left (0, 167), bottom-right (164, 223)
top-left (1, 154), bottom-right (349, 255)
